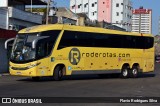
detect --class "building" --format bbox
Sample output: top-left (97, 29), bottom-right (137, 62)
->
top-left (111, 0), bottom-right (132, 32)
top-left (0, 28), bottom-right (17, 73)
top-left (0, 8), bottom-right (8, 29)
top-left (70, 0), bottom-right (132, 32)
top-left (70, 0), bottom-right (111, 22)
top-left (132, 7), bottom-right (152, 34)
top-left (0, 0), bottom-right (46, 73)
top-left (0, 0), bottom-right (46, 31)
top-left (56, 7), bottom-right (79, 25)
top-left (26, 7), bottom-right (79, 25)
top-left (26, 7), bottom-right (95, 26)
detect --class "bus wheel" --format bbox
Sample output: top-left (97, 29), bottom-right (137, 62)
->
top-left (121, 66), bottom-right (129, 78)
top-left (53, 66), bottom-right (64, 81)
top-left (32, 77), bottom-right (40, 81)
top-left (130, 66), bottom-right (139, 78)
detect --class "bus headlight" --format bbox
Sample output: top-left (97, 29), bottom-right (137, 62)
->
top-left (27, 62), bottom-right (41, 69)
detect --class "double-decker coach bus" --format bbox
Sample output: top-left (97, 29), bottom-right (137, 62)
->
top-left (5, 24), bottom-right (154, 80)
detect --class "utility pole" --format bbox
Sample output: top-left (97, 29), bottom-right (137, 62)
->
top-left (139, 13), bottom-right (141, 33)
top-left (46, 0), bottom-right (51, 24)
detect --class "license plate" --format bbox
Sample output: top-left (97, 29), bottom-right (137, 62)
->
top-left (16, 72), bottom-right (22, 75)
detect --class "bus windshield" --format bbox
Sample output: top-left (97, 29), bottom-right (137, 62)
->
top-left (10, 30), bottom-right (61, 63)
top-left (10, 33), bottom-right (38, 63)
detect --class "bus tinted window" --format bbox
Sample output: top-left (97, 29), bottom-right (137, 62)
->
top-left (36, 30), bottom-right (60, 59)
top-left (58, 31), bottom-right (153, 49)
top-left (145, 37), bottom-right (154, 49)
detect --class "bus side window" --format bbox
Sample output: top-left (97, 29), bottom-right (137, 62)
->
top-left (58, 31), bottom-right (77, 49)
top-left (145, 37), bottom-right (154, 49)
top-left (37, 43), bottom-right (46, 58)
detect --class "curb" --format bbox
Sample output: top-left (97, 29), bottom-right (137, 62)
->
top-left (0, 73), bottom-right (10, 76)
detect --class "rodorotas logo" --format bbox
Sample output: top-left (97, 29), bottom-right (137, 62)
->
top-left (69, 48), bottom-right (81, 65)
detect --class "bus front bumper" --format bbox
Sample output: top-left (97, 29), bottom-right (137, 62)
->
top-left (9, 62), bottom-right (41, 77)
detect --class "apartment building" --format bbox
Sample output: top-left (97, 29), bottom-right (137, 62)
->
top-left (112, 0), bottom-right (132, 32)
top-left (132, 7), bottom-right (152, 34)
top-left (70, 0), bottom-right (132, 32)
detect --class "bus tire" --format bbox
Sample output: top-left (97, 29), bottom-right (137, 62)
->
top-left (130, 66), bottom-right (139, 78)
top-left (121, 66), bottom-right (129, 78)
top-left (32, 77), bottom-right (40, 81)
top-left (53, 66), bottom-right (64, 81)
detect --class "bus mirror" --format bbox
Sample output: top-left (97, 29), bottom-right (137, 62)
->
top-left (5, 38), bottom-right (15, 49)
top-left (32, 36), bottom-right (49, 49)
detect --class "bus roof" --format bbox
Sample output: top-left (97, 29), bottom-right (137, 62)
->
top-left (19, 24), bottom-right (153, 37)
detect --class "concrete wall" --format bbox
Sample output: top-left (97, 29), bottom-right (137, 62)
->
top-left (0, 39), bottom-right (9, 73)
top-left (0, 8), bottom-right (8, 29)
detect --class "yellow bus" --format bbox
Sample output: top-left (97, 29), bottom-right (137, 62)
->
top-left (5, 24), bottom-right (154, 80)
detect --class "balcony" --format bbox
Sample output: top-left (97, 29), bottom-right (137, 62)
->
top-left (8, 7), bottom-right (42, 24)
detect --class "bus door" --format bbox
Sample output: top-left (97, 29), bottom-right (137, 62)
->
top-left (36, 40), bottom-right (51, 76)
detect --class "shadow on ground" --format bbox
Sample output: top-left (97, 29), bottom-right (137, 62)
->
top-left (17, 73), bottom-right (156, 82)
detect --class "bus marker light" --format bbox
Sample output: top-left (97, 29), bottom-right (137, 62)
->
top-left (68, 66), bottom-right (72, 70)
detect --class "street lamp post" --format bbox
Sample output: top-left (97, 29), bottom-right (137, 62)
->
top-left (31, 0), bottom-right (32, 12)
top-left (46, 0), bottom-right (51, 24)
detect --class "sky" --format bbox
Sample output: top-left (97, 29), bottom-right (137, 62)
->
top-left (54, 0), bottom-right (160, 35)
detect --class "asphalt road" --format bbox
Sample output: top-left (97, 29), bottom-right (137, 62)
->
top-left (0, 63), bottom-right (160, 105)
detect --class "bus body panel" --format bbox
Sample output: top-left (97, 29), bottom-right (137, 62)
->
top-left (9, 24), bottom-right (154, 77)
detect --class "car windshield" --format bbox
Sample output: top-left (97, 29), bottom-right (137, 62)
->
top-left (10, 33), bottom-right (38, 63)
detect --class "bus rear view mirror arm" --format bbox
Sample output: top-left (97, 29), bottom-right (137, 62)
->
top-left (5, 38), bottom-right (15, 49)
top-left (32, 36), bottom-right (49, 49)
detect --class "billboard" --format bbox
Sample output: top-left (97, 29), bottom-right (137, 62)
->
top-left (0, 0), bottom-right (8, 7)
top-left (132, 9), bottom-right (152, 14)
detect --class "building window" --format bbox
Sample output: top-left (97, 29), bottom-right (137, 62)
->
top-left (92, 3), bottom-right (94, 7)
top-left (84, 3), bottom-right (88, 8)
top-left (103, 2), bottom-right (105, 4)
top-left (127, 14), bottom-right (129, 18)
top-left (72, 5), bottom-right (75, 9)
top-left (84, 4), bottom-right (86, 8)
top-left (121, 3), bottom-right (123, 5)
top-left (92, 12), bottom-right (95, 16)
top-left (116, 12), bottom-right (119, 16)
top-left (116, 3), bottom-right (119, 7)
top-left (125, 13), bottom-right (127, 17)
top-left (78, 4), bottom-right (81, 8)
top-left (121, 12), bottom-right (123, 14)
top-left (95, 2), bottom-right (97, 4)
top-left (103, 11), bottom-right (105, 13)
